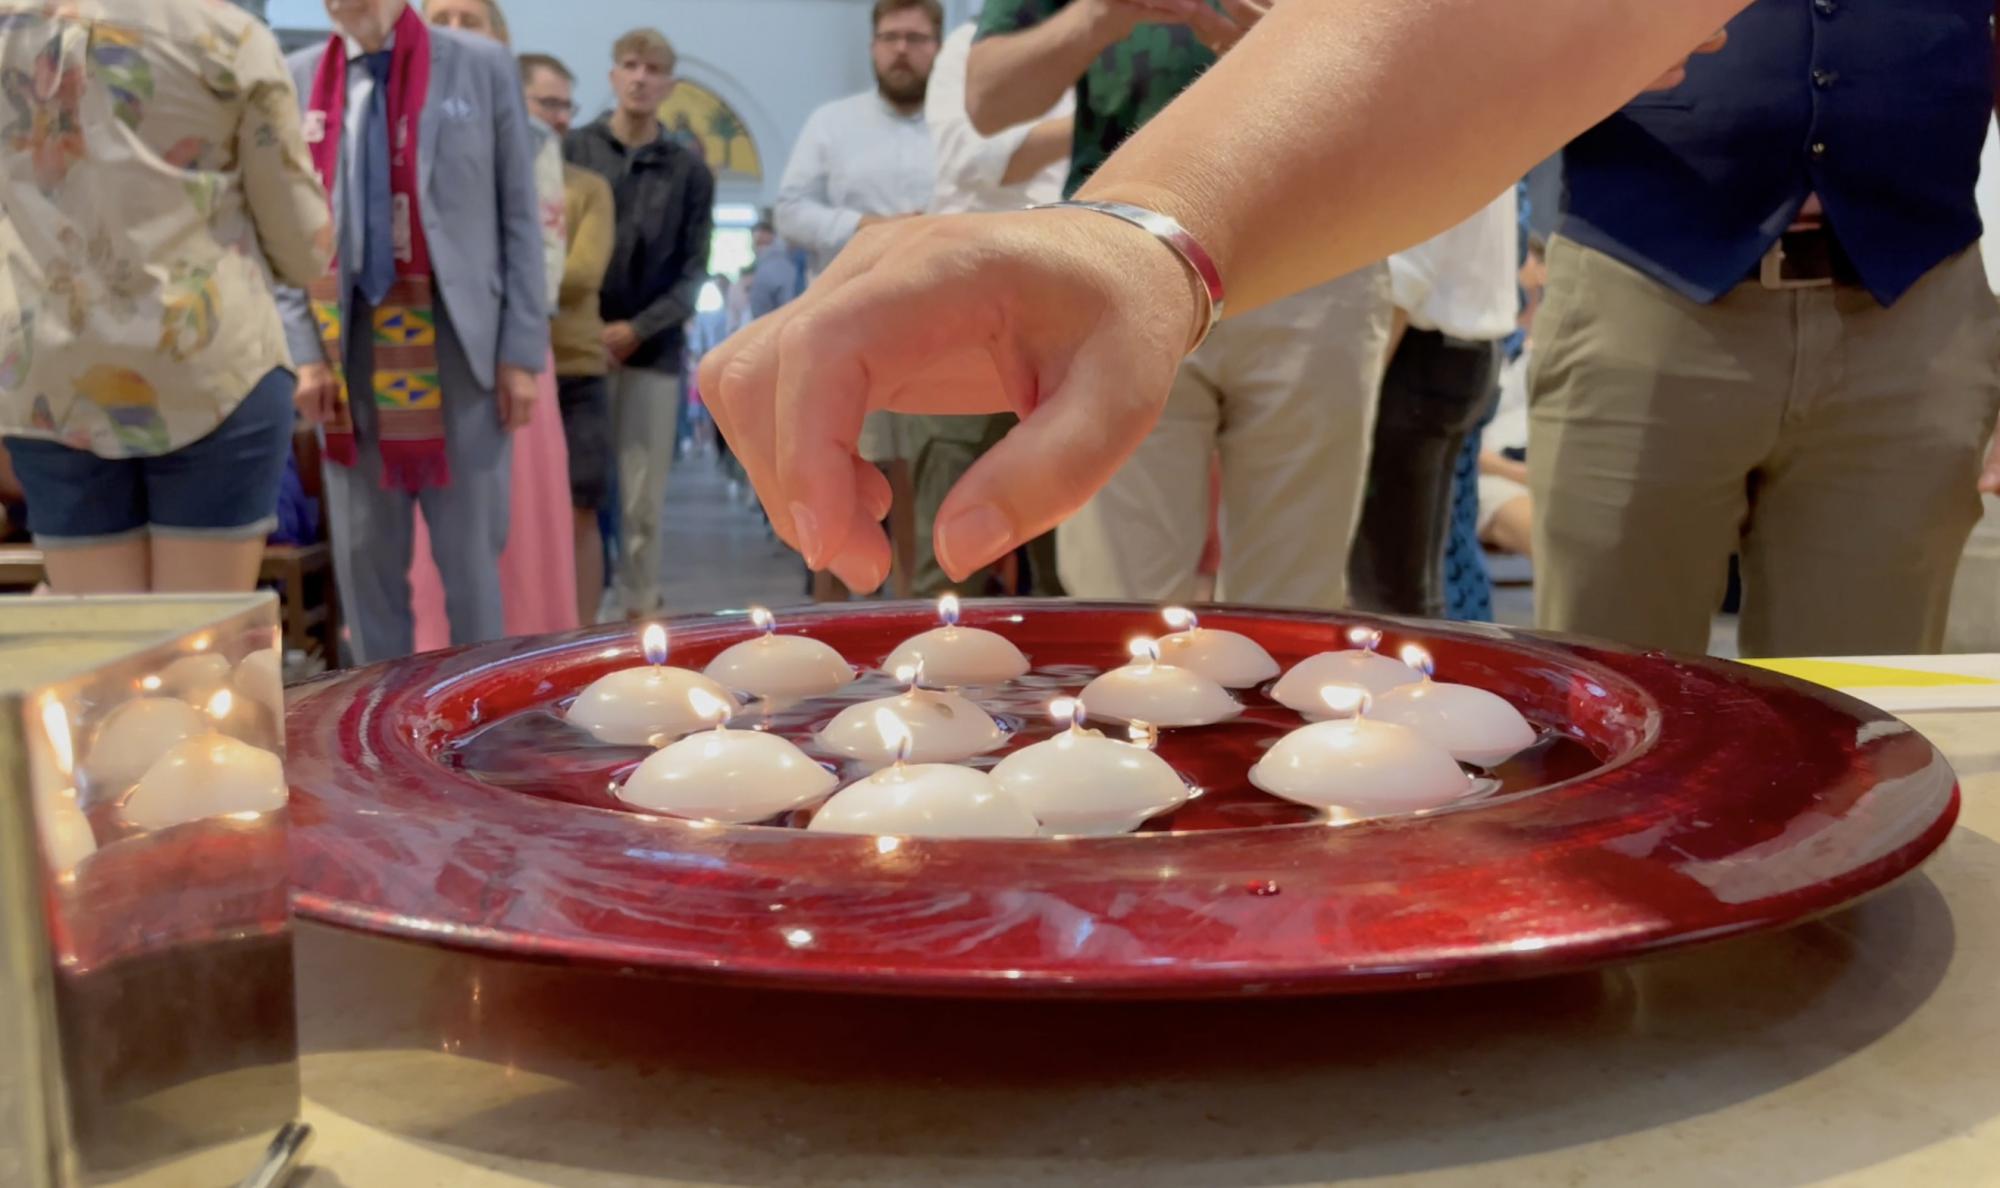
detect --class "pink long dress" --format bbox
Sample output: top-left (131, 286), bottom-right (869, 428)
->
top-left (408, 351), bottom-right (578, 651)
top-left (408, 131), bottom-right (579, 651)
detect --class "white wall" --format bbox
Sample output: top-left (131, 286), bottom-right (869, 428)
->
top-left (268, 0), bottom-right (927, 206)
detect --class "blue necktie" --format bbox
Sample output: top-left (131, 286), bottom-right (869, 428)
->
top-left (357, 50), bottom-right (396, 307)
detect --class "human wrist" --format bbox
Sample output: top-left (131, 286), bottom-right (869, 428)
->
top-left (1049, 185), bottom-right (1226, 354)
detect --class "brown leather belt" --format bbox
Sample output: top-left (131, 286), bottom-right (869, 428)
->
top-left (1754, 228), bottom-right (1861, 290)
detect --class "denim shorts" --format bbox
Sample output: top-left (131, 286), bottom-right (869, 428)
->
top-left (6, 368), bottom-right (296, 548)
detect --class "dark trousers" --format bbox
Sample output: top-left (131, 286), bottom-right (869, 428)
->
top-left (1349, 328), bottom-right (1501, 618)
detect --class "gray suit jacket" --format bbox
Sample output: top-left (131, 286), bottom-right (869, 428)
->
top-left (277, 26), bottom-right (546, 390)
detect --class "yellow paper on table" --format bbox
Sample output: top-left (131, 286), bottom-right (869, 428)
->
top-left (1746, 657), bottom-right (2000, 713)
top-left (1748, 659), bottom-right (2000, 689)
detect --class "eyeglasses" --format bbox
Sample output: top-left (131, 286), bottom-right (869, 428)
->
top-left (872, 31), bottom-right (937, 48)
top-left (531, 96), bottom-right (577, 116)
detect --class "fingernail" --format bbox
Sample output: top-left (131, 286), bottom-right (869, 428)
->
top-left (937, 503), bottom-right (1011, 580)
top-left (834, 552), bottom-right (886, 595)
top-left (790, 502), bottom-right (823, 568)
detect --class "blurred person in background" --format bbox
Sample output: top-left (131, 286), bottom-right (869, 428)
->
top-left (1348, 189), bottom-right (1520, 618)
top-left (776, 0), bottom-right (942, 596)
top-left (968, 0), bottom-right (1393, 610)
top-left (409, 0), bottom-right (576, 648)
top-left (0, 0), bottom-right (328, 593)
top-left (279, 0), bottom-right (547, 663)
top-left (745, 219), bottom-right (802, 325)
top-left (522, 51), bottom-right (617, 624)
top-left (1532, 4), bottom-right (1998, 657)
top-left (907, 0), bottom-right (1073, 597)
top-left (565, 27), bottom-right (715, 619)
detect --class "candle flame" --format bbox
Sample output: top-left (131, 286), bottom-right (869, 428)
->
top-left (1127, 719), bottom-right (1160, 750)
top-left (1162, 606), bottom-right (1198, 633)
top-left (1347, 626), bottom-right (1383, 653)
top-left (39, 694), bottom-right (72, 779)
top-left (687, 687), bottom-right (733, 729)
top-left (1398, 644), bottom-right (1436, 678)
top-left (1050, 696), bottom-right (1086, 731)
top-left (938, 592), bottom-right (961, 627)
top-left (749, 606), bottom-right (775, 635)
top-left (1128, 637), bottom-right (1161, 666)
top-left (894, 660), bottom-right (925, 690)
top-left (873, 707), bottom-right (915, 765)
top-left (1320, 684), bottom-right (1371, 719)
top-left (190, 633), bottom-right (212, 653)
top-left (875, 835), bottom-right (902, 855)
top-left (641, 624), bottom-right (669, 666)
top-left (139, 674), bottom-right (162, 693)
top-left (205, 688), bottom-right (234, 722)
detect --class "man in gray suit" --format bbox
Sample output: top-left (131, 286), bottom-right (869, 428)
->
top-left (279, 0), bottom-right (546, 663)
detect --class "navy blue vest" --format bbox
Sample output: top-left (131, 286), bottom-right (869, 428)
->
top-left (1561, 0), bottom-right (1994, 306)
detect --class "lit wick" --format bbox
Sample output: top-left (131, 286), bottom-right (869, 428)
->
top-left (1050, 696), bottom-right (1087, 736)
top-left (873, 707), bottom-right (916, 776)
top-left (641, 623), bottom-right (669, 667)
top-left (205, 688), bottom-right (234, 723)
top-left (896, 660), bottom-right (925, 695)
top-left (1129, 637), bottom-right (1161, 670)
top-left (1398, 644), bottom-right (1436, 679)
top-left (1163, 606), bottom-right (1199, 633)
top-left (749, 606), bottom-right (776, 637)
top-left (938, 592), bottom-right (961, 628)
top-left (1320, 684), bottom-right (1372, 720)
top-left (1347, 626), bottom-right (1384, 653)
top-left (688, 687), bottom-right (734, 734)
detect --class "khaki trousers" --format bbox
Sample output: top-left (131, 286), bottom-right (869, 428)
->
top-left (1529, 237), bottom-right (2000, 657)
top-left (1057, 267), bottom-right (1393, 609)
top-left (609, 365), bottom-right (679, 617)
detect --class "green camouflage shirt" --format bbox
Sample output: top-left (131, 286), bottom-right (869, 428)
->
top-left (975, 1), bottom-right (1217, 197)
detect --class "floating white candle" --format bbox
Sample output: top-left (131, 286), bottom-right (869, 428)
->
top-left (232, 647), bottom-right (285, 718)
top-left (1367, 645), bottom-right (1538, 768)
top-left (569, 624), bottom-right (744, 746)
top-left (818, 663), bottom-right (1006, 765)
top-left (1156, 607), bottom-right (1279, 689)
top-left (124, 690), bottom-right (288, 830)
top-left (82, 695), bottom-right (206, 794)
top-left (991, 698), bottom-right (1191, 836)
top-left (882, 594), bottom-right (1030, 687)
top-left (1272, 627), bottom-right (1424, 717)
top-left (1250, 686), bottom-right (1471, 817)
top-left (703, 606), bottom-right (854, 699)
top-left (159, 651), bottom-right (234, 703)
top-left (1079, 638), bottom-right (1240, 728)
top-left (618, 688), bottom-right (838, 823)
top-left (809, 710), bottom-right (1038, 838)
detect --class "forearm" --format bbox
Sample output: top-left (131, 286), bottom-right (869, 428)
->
top-left (276, 286), bottom-right (325, 368)
top-left (966, 7), bottom-right (1104, 135)
top-left (1001, 116), bottom-right (1073, 187)
top-left (1078, 0), bottom-right (1751, 315)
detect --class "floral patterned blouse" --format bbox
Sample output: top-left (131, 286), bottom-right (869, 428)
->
top-left (0, 0), bottom-right (329, 458)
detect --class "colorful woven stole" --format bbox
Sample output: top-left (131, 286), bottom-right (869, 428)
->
top-left (302, 7), bottom-right (448, 492)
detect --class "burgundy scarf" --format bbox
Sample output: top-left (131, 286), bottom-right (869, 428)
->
top-left (303, 5), bottom-right (448, 492)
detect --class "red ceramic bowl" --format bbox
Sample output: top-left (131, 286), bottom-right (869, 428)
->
top-left (284, 602), bottom-right (1957, 998)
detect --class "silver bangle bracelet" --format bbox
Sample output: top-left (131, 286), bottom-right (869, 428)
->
top-left (1031, 199), bottom-right (1226, 354)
